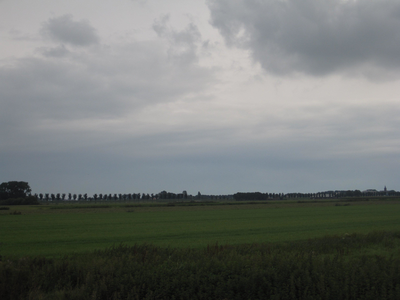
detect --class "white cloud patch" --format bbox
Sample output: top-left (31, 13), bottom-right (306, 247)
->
top-left (207, 0), bottom-right (400, 79)
top-left (153, 14), bottom-right (202, 64)
top-left (41, 14), bottom-right (100, 46)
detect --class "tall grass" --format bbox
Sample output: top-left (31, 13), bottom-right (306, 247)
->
top-left (1, 231), bottom-right (400, 300)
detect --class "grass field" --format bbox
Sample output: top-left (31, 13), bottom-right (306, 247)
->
top-left (1, 199), bottom-right (400, 257)
top-left (2, 199), bottom-right (400, 299)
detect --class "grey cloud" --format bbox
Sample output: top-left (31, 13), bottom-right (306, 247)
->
top-left (9, 29), bottom-right (37, 41)
top-left (208, 0), bottom-right (400, 78)
top-left (39, 44), bottom-right (70, 58)
top-left (41, 14), bottom-right (99, 46)
top-left (153, 15), bottom-right (202, 64)
top-left (0, 37), bottom-right (215, 154)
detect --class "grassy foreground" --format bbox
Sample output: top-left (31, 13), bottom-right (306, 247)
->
top-left (1, 200), bottom-right (400, 257)
top-left (1, 200), bottom-right (400, 299)
top-left (1, 232), bottom-right (400, 299)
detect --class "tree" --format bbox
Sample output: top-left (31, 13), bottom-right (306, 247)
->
top-left (0, 181), bottom-right (32, 200)
top-left (159, 191), bottom-right (167, 199)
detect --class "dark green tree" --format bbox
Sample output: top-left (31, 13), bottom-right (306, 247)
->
top-left (0, 181), bottom-right (32, 200)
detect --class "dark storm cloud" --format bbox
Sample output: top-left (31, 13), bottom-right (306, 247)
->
top-left (41, 14), bottom-right (99, 46)
top-left (207, 0), bottom-right (400, 77)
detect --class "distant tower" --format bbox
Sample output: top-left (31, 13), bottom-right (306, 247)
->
top-left (384, 186), bottom-right (388, 196)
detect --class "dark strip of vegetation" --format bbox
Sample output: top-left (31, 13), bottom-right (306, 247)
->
top-left (0, 196), bottom-right (39, 206)
top-left (49, 204), bottom-right (113, 209)
top-left (48, 201), bottom-right (273, 210)
top-left (47, 197), bottom-right (399, 211)
top-left (1, 231), bottom-right (400, 300)
top-left (48, 201), bottom-right (241, 209)
top-left (0, 207), bottom-right (9, 210)
top-left (234, 192), bottom-right (271, 200)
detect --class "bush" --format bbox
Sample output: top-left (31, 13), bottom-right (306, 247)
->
top-left (0, 196), bottom-right (39, 205)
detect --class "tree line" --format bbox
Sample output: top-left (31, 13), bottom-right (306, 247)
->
top-left (233, 189), bottom-right (400, 201)
top-left (1, 181), bottom-right (399, 204)
top-left (33, 191), bottom-right (189, 202)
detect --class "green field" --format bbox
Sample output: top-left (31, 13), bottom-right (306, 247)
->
top-left (2, 200), bottom-right (400, 299)
top-left (1, 200), bottom-right (400, 257)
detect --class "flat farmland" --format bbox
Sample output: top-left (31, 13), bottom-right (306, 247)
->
top-left (1, 200), bottom-right (400, 257)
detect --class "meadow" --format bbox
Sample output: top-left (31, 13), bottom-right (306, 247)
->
top-left (1, 199), bottom-right (400, 257)
top-left (2, 199), bottom-right (400, 299)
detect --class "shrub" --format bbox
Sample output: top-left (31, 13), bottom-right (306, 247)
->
top-left (0, 196), bottom-right (39, 205)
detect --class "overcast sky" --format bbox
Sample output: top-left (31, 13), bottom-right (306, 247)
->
top-left (1, 0), bottom-right (400, 195)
